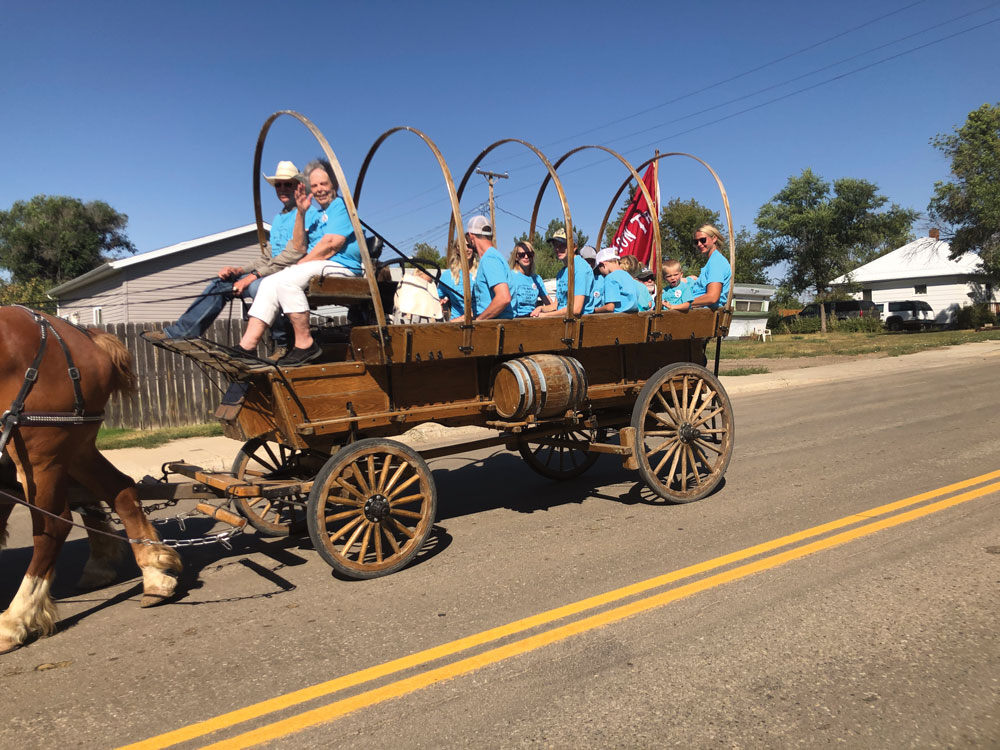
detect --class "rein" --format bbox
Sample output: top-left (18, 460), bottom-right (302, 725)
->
top-left (0, 307), bottom-right (105, 458)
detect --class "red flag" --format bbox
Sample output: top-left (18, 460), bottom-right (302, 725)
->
top-left (611, 163), bottom-right (659, 266)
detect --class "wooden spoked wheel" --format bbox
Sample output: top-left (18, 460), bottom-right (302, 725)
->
top-left (518, 429), bottom-right (604, 480)
top-left (630, 363), bottom-right (734, 503)
top-left (306, 439), bottom-right (437, 579)
top-left (231, 439), bottom-right (325, 536)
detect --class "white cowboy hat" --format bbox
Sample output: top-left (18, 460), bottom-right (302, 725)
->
top-left (262, 161), bottom-right (301, 185)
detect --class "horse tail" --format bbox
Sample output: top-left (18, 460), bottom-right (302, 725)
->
top-left (87, 329), bottom-right (137, 395)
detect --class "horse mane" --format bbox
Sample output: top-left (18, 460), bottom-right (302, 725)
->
top-left (86, 328), bottom-right (137, 395)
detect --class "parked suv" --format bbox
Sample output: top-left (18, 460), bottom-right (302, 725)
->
top-left (876, 300), bottom-right (935, 331)
top-left (782, 300), bottom-right (880, 324)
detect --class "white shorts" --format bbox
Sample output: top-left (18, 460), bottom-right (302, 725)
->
top-left (247, 260), bottom-right (356, 324)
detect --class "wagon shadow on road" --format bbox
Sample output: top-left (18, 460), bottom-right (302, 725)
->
top-left (428, 449), bottom-right (726, 521)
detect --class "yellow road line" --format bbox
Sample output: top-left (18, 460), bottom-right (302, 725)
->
top-left (121, 469), bottom-right (1000, 750)
top-left (210, 480), bottom-right (1000, 749)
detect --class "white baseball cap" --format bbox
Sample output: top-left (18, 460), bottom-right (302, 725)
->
top-left (595, 247), bottom-right (621, 265)
top-left (465, 215), bottom-right (493, 237)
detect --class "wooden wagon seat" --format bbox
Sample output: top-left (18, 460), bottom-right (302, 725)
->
top-left (306, 235), bottom-right (397, 308)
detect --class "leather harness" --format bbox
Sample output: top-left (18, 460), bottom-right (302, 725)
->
top-left (0, 306), bottom-right (105, 458)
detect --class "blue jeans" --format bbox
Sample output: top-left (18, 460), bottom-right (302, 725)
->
top-left (164, 277), bottom-right (289, 346)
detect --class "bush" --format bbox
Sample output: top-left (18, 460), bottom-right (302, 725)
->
top-left (833, 316), bottom-right (883, 333)
top-left (954, 304), bottom-right (998, 330)
top-left (781, 316), bottom-right (821, 334)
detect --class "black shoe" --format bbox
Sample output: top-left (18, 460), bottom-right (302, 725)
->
top-left (229, 346), bottom-right (265, 366)
top-left (277, 342), bottom-right (322, 366)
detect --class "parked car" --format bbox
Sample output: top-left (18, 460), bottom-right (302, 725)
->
top-left (781, 300), bottom-right (881, 324)
top-left (876, 300), bottom-right (935, 331)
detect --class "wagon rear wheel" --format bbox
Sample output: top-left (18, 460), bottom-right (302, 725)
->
top-left (307, 439), bottom-right (437, 579)
top-left (517, 429), bottom-right (605, 480)
top-left (631, 363), bottom-right (734, 503)
top-left (231, 439), bottom-right (322, 536)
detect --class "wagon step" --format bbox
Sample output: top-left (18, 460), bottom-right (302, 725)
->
top-left (165, 462), bottom-right (312, 498)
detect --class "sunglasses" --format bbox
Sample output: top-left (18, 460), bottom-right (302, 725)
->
top-left (516, 250), bottom-right (534, 259)
top-left (273, 181), bottom-right (298, 189)
top-left (695, 237), bottom-right (711, 245)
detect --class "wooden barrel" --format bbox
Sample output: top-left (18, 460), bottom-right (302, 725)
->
top-left (491, 354), bottom-right (588, 420)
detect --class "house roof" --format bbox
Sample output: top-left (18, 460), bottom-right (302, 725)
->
top-left (48, 223), bottom-right (267, 298)
top-left (831, 236), bottom-right (981, 285)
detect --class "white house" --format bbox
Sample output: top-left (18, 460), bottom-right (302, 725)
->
top-left (727, 283), bottom-right (776, 339)
top-left (831, 230), bottom-right (997, 326)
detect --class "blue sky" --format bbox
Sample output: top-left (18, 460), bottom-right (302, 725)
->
top-left (1, 0), bottom-right (997, 268)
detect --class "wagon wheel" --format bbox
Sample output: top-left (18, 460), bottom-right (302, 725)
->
top-left (630, 363), bottom-right (734, 503)
top-left (517, 428), bottom-right (605, 480)
top-left (307, 438), bottom-right (437, 579)
top-left (231, 439), bottom-right (323, 536)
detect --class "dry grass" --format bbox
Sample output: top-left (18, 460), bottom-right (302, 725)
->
top-left (720, 328), bottom-right (1000, 360)
top-left (97, 422), bottom-right (223, 450)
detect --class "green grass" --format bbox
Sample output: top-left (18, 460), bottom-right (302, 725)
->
top-left (96, 422), bottom-right (223, 450)
top-left (720, 328), bottom-right (1000, 360)
top-left (719, 366), bottom-right (771, 376)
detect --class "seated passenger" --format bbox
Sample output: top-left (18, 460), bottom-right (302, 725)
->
top-left (508, 241), bottom-right (551, 317)
top-left (232, 159), bottom-right (363, 366)
top-left (530, 228), bottom-right (594, 318)
top-left (591, 248), bottom-right (648, 313)
top-left (164, 160), bottom-right (320, 359)
top-left (689, 224), bottom-right (732, 309)
top-left (437, 240), bottom-right (478, 321)
top-left (465, 216), bottom-right (512, 320)
top-left (662, 258), bottom-right (695, 311)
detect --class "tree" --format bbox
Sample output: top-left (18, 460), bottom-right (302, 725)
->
top-left (513, 218), bottom-right (588, 279)
top-left (0, 278), bottom-right (57, 313)
top-left (411, 242), bottom-right (446, 269)
top-left (928, 102), bottom-right (1000, 283)
top-left (0, 195), bottom-right (135, 284)
top-left (756, 169), bottom-right (916, 332)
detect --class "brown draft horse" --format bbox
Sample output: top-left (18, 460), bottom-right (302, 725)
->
top-left (0, 308), bottom-right (181, 654)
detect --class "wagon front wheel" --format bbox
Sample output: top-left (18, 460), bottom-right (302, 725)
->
top-left (517, 428), bottom-right (605, 480)
top-left (307, 439), bottom-right (437, 579)
top-left (631, 363), bottom-right (734, 503)
top-left (231, 439), bottom-right (322, 536)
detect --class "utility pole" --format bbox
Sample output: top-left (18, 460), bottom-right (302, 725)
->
top-left (475, 169), bottom-right (508, 249)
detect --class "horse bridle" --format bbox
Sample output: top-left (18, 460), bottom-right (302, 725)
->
top-left (0, 306), bottom-right (105, 458)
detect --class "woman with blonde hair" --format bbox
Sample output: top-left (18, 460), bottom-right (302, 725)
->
top-left (507, 240), bottom-right (551, 317)
top-left (437, 238), bottom-right (479, 320)
top-left (689, 223), bottom-right (731, 309)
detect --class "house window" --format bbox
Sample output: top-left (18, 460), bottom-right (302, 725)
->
top-left (735, 300), bottom-right (749, 311)
top-left (914, 284), bottom-right (927, 294)
top-left (92, 307), bottom-right (103, 325)
top-left (747, 301), bottom-right (764, 312)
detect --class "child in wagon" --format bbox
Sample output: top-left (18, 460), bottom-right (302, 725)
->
top-left (662, 258), bottom-right (696, 311)
top-left (591, 248), bottom-right (651, 313)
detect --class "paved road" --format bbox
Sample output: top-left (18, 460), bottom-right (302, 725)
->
top-left (2, 345), bottom-right (998, 748)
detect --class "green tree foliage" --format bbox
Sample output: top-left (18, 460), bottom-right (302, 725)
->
top-left (513, 218), bottom-right (588, 280)
top-left (0, 195), bottom-right (135, 284)
top-left (928, 103), bottom-right (1000, 283)
top-left (756, 168), bottom-right (916, 332)
top-left (0, 278), bottom-right (57, 312)
top-left (411, 241), bottom-right (446, 269)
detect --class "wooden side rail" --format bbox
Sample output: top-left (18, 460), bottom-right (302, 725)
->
top-left (307, 276), bottom-right (398, 307)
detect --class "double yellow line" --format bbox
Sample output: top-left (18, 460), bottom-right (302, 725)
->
top-left (124, 469), bottom-right (1000, 750)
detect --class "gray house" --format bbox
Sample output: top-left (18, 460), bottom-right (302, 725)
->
top-left (48, 224), bottom-right (268, 325)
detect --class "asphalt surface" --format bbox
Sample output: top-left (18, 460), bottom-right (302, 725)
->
top-left (1, 341), bottom-right (998, 748)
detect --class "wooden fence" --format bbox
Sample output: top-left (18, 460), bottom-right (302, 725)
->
top-left (100, 320), bottom-right (248, 430)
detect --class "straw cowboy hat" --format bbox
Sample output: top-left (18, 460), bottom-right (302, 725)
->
top-left (263, 161), bottom-right (302, 185)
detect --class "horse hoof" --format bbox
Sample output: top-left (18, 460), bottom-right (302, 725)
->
top-left (0, 638), bottom-right (21, 655)
top-left (139, 592), bottom-right (174, 608)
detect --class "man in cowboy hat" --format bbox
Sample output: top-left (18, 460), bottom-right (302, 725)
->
top-left (164, 160), bottom-right (322, 359)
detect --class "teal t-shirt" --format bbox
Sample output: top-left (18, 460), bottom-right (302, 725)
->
top-left (691, 250), bottom-right (731, 309)
top-left (473, 247), bottom-right (513, 318)
top-left (556, 255), bottom-right (596, 312)
top-left (601, 269), bottom-right (642, 313)
top-left (508, 271), bottom-right (547, 317)
top-left (662, 278), bottom-right (695, 306)
top-left (437, 267), bottom-right (471, 320)
top-left (317, 198), bottom-right (362, 273)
